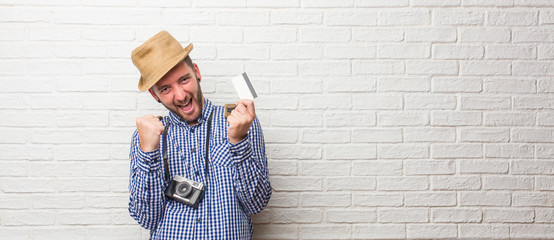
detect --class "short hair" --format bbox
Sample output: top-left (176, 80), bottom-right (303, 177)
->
top-left (183, 55), bottom-right (194, 70)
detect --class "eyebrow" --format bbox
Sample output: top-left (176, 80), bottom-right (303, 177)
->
top-left (179, 73), bottom-right (192, 81)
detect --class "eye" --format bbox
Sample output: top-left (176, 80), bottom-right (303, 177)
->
top-left (159, 87), bottom-right (170, 94)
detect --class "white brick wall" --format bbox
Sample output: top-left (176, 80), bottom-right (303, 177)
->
top-left (0, 1), bottom-right (553, 239)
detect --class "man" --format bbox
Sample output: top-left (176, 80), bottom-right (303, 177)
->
top-left (128, 30), bottom-right (271, 239)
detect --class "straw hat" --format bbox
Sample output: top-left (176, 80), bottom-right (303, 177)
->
top-left (131, 30), bottom-right (193, 91)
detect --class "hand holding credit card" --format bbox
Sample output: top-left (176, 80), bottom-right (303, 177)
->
top-left (225, 72), bottom-right (257, 118)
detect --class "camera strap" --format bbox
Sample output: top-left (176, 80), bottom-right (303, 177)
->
top-left (162, 110), bottom-right (214, 183)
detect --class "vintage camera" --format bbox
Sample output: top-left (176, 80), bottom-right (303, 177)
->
top-left (164, 175), bottom-right (205, 208)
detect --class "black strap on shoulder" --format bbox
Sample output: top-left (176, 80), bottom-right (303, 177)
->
top-left (162, 110), bottom-right (214, 182)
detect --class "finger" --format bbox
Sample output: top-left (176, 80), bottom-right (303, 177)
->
top-left (237, 99), bottom-right (255, 118)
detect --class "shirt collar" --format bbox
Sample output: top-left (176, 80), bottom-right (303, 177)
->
top-left (168, 98), bottom-right (213, 128)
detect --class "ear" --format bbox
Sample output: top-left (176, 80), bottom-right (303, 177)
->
top-left (193, 63), bottom-right (202, 82)
top-left (148, 89), bottom-right (160, 103)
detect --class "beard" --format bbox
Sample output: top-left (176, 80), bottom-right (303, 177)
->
top-left (159, 79), bottom-right (204, 125)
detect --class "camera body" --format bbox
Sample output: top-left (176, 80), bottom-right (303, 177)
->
top-left (164, 175), bottom-right (205, 208)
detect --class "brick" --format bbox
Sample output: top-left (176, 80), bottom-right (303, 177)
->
top-left (538, 44), bottom-right (554, 59)
top-left (216, 10), bottom-right (269, 26)
top-left (326, 177), bottom-right (377, 191)
top-left (514, 96), bottom-right (554, 109)
top-left (459, 159), bottom-right (509, 174)
top-left (327, 45), bottom-right (377, 59)
top-left (460, 191), bottom-right (511, 206)
top-left (246, 61), bottom-right (297, 76)
top-left (0, 160), bottom-right (28, 176)
top-left (0, 227), bottom-right (31, 239)
top-left (432, 144), bottom-right (483, 158)
top-left (271, 78), bottom-right (321, 93)
top-left (404, 160), bottom-right (456, 175)
top-left (460, 127), bottom-right (510, 142)
top-left (376, 177), bottom-right (429, 191)
top-left (85, 226), bottom-right (141, 240)
top-left (298, 61), bottom-right (351, 76)
top-left (303, 0), bottom-right (354, 8)
top-left (352, 224), bottom-right (406, 239)
top-left (352, 193), bottom-right (403, 207)
top-left (139, 0), bottom-right (191, 7)
top-left (352, 160), bottom-right (403, 176)
top-left (299, 193), bottom-right (350, 207)
top-left (432, 111), bottom-right (482, 126)
top-left (85, 194), bottom-right (127, 208)
top-left (218, 45), bottom-right (268, 60)
top-left (353, 28), bottom-right (404, 42)
top-left (300, 225), bottom-right (352, 239)
top-left (379, 10), bottom-right (430, 25)
top-left (0, 144), bottom-right (52, 160)
top-left (432, 77), bottom-right (482, 93)
top-left (537, 144), bottom-right (554, 158)
top-left (267, 192), bottom-right (299, 207)
top-left (1, 178), bottom-right (57, 193)
top-left (269, 144), bottom-right (322, 159)
top-left (300, 28), bottom-right (350, 43)
top-left (513, 27), bottom-right (554, 43)
top-left (460, 61), bottom-right (512, 76)
top-left (462, 0), bottom-right (513, 6)
top-left (431, 176), bottom-right (481, 190)
top-left (85, 162), bottom-right (128, 177)
top-left (352, 94), bottom-right (403, 110)
top-left (536, 176), bottom-right (554, 190)
top-left (298, 161), bottom-right (350, 176)
top-left (483, 176), bottom-right (533, 190)
top-left (433, 44), bottom-right (484, 59)
top-left (0, 94), bottom-right (27, 109)
top-left (327, 209), bottom-right (376, 223)
top-left (405, 94), bottom-right (456, 110)
top-left (487, 10), bottom-right (538, 26)
top-left (378, 208), bottom-right (428, 223)
top-left (324, 76), bottom-right (376, 93)
top-left (512, 160), bottom-right (554, 174)
top-left (54, 145), bottom-right (111, 161)
top-left (356, 0), bottom-right (409, 7)
top-left (271, 10), bottom-right (322, 25)
top-left (540, 9), bottom-right (554, 24)
top-left (510, 224), bottom-right (554, 239)
top-left (484, 209), bottom-right (534, 223)
top-left (406, 60), bottom-right (458, 75)
top-left (377, 77), bottom-right (429, 92)
top-left (0, 43), bottom-right (54, 59)
top-left (485, 144), bottom-right (534, 158)
top-left (513, 192), bottom-right (553, 207)
top-left (255, 95), bottom-right (298, 110)
top-left (406, 224), bottom-right (457, 239)
top-left (270, 111), bottom-right (322, 127)
top-left (3, 211), bottom-right (56, 226)
top-left (378, 144), bottom-right (429, 159)
top-left (254, 225), bottom-right (298, 240)
top-left (326, 144), bottom-right (377, 160)
top-left (271, 45), bottom-right (322, 60)
top-left (483, 78), bottom-right (536, 93)
top-left (515, 0), bottom-right (554, 6)
top-left (378, 44), bottom-right (430, 59)
top-left (404, 128), bottom-right (455, 142)
top-left (460, 27), bottom-right (511, 43)
top-left (412, 0), bottom-right (460, 6)
top-left (264, 128), bottom-right (297, 144)
top-left (0, 195), bottom-right (30, 209)
top-left (432, 208), bottom-right (482, 223)
top-left (486, 45), bottom-right (536, 59)
top-left (459, 225), bottom-right (509, 238)
top-left (406, 27), bottom-right (457, 42)
top-left (28, 25), bottom-right (81, 41)
top-left (30, 162), bottom-right (84, 177)
top-left (484, 112), bottom-right (535, 126)
top-left (352, 128), bottom-right (402, 143)
top-left (325, 111), bottom-right (376, 127)
top-left (246, 0), bottom-right (299, 7)
top-left (352, 60), bottom-right (404, 75)
top-left (28, 60), bottom-right (82, 75)
top-left (512, 128), bottom-right (554, 142)
top-left (271, 208), bottom-right (322, 223)
top-left (192, 0), bottom-right (245, 8)
top-left (190, 27), bottom-right (242, 43)
top-left (325, 10), bottom-right (378, 26)
top-left (433, 9), bottom-right (484, 25)
top-left (271, 177), bottom-right (322, 191)
top-left (32, 194), bottom-right (84, 209)
top-left (32, 129), bottom-right (83, 144)
top-left (536, 208), bottom-right (554, 223)
top-left (405, 192), bottom-right (456, 207)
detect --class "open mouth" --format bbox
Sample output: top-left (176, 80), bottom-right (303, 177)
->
top-left (178, 99), bottom-right (194, 114)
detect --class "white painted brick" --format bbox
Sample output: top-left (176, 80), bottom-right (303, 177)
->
top-left (327, 209), bottom-right (376, 223)
top-left (0, 195), bottom-right (30, 209)
top-left (377, 77), bottom-right (429, 92)
top-left (352, 160), bottom-right (403, 176)
top-left (218, 45), bottom-right (268, 60)
top-left (53, 8), bottom-right (111, 25)
top-left (378, 144), bottom-right (429, 159)
top-left (298, 61), bottom-right (351, 76)
top-left (28, 60), bottom-right (82, 75)
top-left (433, 9), bottom-right (484, 25)
top-left (300, 27), bottom-right (350, 43)
top-left (431, 176), bottom-right (481, 190)
top-left (413, 0), bottom-right (460, 6)
top-left (536, 208), bottom-right (554, 223)
top-left (85, 162), bottom-right (128, 177)
top-left (353, 28), bottom-right (404, 42)
top-left (483, 78), bottom-right (536, 93)
top-left (86, 226), bottom-right (141, 240)
top-left (298, 161), bottom-right (350, 176)
top-left (514, 96), bottom-right (554, 109)
top-left (432, 208), bottom-right (482, 223)
top-left (352, 224), bottom-right (406, 239)
top-left (0, 25), bottom-right (25, 41)
top-left (33, 194), bottom-right (84, 209)
top-left (406, 224), bottom-right (458, 239)
top-left (512, 128), bottom-right (554, 143)
top-left (0, 227), bottom-right (31, 239)
top-left (264, 128), bottom-right (297, 144)
top-left (272, 79), bottom-right (321, 94)
top-left (0, 144), bottom-right (53, 160)
top-left (485, 144), bottom-right (534, 159)
top-left (405, 160), bottom-right (456, 175)
top-left (515, 0), bottom-right (554, 6)
top-left (190, 27), bottom-right (243, 43)
top-left (378, 208), bottom-right (428, 223)
top-left (406, 192), bottom-right (456, 207)
top-left (379, 9), bottom-right (430, 25)
top-left (271, 111), bottom-right (322, 127)
top-left (0, 94), bottom-right (27, 109)
top-left (488, 10), bottom-right (538, 26)
top-left (536, 176), bottom-right (554, 190)
top-left (460, 61), bottom-right (512, 76)
top-left (300, 225), bottom-right (352, 239)
top-left (271, 10), bottom-right (322, 25)
top-left (433, 44), bottom-right (484, 60)
top-left (269, 144), bottom-right (321, 159)
top-left (537, 144), bottom-right (554, 159)
top-left (484, 209), bottom-right (534, 223)
top-left (271, 177), bottom-right (322, 191)
top-left (405, 27), bottom-right (457, 42)
top-left (0, 160), bottom-right (28, 176)
top-left (85, 193), bottom-right (128, 208)
top-left (268, 192), bottom-right (299, 207)
top-left (512, 160), bottom-right (554, 174)
top-left (432, 77), bottom-right (482, 93)
top-left (432, 144), bottom-right (483, 159)
top-left (1, 178), bottom-right (57, 193)
top-left (324, 76), bottom-right (376, 93)
top-left (271, 45), bottom-right (322, 59)
top-left (54, 145), bottom-right (111, 161)
top-left (246, 0), bottom-right (299, 8)
top-left (246, 61), bottom-right (297, 76)
top-left (431, 111), bottom-right (482, 126)
top-left (353, 60), bottom-right (404, 75)
top-left (406, 60), bottom-right (458, 75)
top-left (483, 176), bottom-right (534, 190)
top-left (254, 225), bottom-right (298, 240)
top-left (513, 192), bottom-right (553, 207)
top-left (486, 45), bottom-right (536, 60)
top-left (376, 176), bottom-right (429, 191)
top-left (325, 176), bottom-right (376, 191)
top-left (356, 0), bottom-right (409, 7)
top-left (139, 0), bottom-right (191, 7)
top-left (459, 159), bottom-right (509, 174)
top-left (538, 44), bottom-right (554, 60)
top-left (326, 144), bottom-right (377, 160)
top-left (325, 111), bottom-right (376, 127)
top-left (352, 128), bottom-right (402, 143)
top-left (352, 193), bottom-right (403, 207)
top-left (462, 0), bottom-right (513, 7)
top-left (378, 44), bottom-right (430, 59)
top-left (540, 9), bottom-right (554, 24)
top-left (268, 160), bottom-right (296, 176)
top-left (30, 162), bottom-right (84, 177)
top-left (270, 208), bottom-right (322, 223)
top-left (484, 112), bottom-right (535, 126)
top-left (459, 225), bottom-right (510, 238)
top-left (193, 0), bottom-right (245, 7)
top-left (460, 191), bottom-right (511, 206)
top-left (405, 94), bottom-right (456, 110)
top-left (460, 27), bottom-right (511, 43)
top-left (32, 129), bottom-right (83, 144)
top-left (325, 9), bottom-right (378, 26)
top-left (302, 0), bottom-right (354, 8)
top-left (404, 128), bottom-right (456, 142)
top-left (327, 45), bottom-right (377, 59)
top-left (353, 94), bottom-right (403, 110)
top-left (514, 61), bottom-right (554, 76)
top-left (3, 210), bottom-right (56, 226)
top-left (510, 224), bottom-right (554, 239)
top-left (0, 43), bottom-right (54, 59)
top-left (460, 127), bottom-right (510, 142)
top-left (513, 27), bottom-right (554, 43)
top-left (216, 10), bottom-right (269, 26)
top-left (299, 193), bottom-right (350, 207)
top-left (28, 25), bottom-right (81, 41)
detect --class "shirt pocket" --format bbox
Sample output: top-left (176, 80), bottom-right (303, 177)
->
top-left (209, 135), bottom-right (233, 168)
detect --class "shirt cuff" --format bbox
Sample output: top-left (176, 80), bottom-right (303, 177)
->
top-left (229, 136), bottom-right (253, 165)
top-left (133, 145), bottom-right (161, 172)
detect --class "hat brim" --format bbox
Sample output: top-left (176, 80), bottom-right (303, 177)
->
top-left (138, 43), bottom-right (193, 92)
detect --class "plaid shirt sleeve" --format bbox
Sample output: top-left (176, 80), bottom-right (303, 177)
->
top-left (230, 117), bottom-right (272, 215)
top-left (128, 130), bottom-right (167, 230)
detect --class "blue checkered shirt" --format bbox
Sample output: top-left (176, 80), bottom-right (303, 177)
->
top-left (128, 99), bottom-right (272, 239)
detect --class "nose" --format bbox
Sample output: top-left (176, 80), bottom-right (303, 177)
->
top-left (173, 85), bottom-right (187, 102)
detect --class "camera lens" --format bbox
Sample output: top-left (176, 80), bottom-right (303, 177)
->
top-left (175, 182), bottom-right (192, 197)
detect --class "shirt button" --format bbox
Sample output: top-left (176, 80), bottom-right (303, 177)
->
top-left (192, 148), bottom-right (196, 153)
top-left (233, 152), bottom-right (238, 156)
top-left (190, 129), bottom-right (195, 133)
top-left (197, 218), bottom-right (202, 223)
top-left (195, 171), bottom-right (200, 176)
